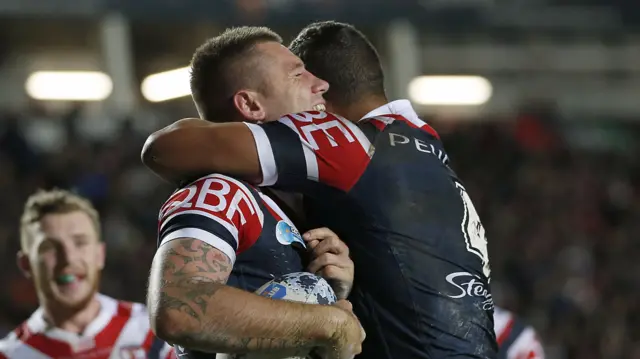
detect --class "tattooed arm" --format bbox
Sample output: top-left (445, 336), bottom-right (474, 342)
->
top-left (147, 238), bottom-right (357, 355)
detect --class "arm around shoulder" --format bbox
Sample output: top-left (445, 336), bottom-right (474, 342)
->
top-left (141, 118), bottom-right (262, 185)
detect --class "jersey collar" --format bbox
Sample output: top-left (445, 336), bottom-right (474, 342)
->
top-left (359, 99), bottom-right (421, 123)
top-left (26, 293), bottom-right (117, 342)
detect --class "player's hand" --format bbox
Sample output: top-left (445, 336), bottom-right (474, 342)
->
top-left (322, 300), bottom-right (365, 359)
top-left (334, 300), bottom-right (366, 341)
top-left (303, 227), bottom-right (354, 299)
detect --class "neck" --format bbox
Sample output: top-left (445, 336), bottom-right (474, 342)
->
top-left (334, 95), bottom-right (388, 122)
top-left (42, 295), bottom-right (101, 334)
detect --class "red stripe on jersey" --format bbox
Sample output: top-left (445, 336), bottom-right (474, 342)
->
top-left (368, 118), bottom-right (387, 131)
top-left (262, 200), bottom-right (283, 223)
top-left (385, 114), bottom-right (440, 140)
top-left (284, 112), bottom-right (371, 192)
top-left (496, 318), bottom-right (514, 347)
top-left (159, 174), bottom-right (263, 253)
top-left (142, 330), bottom-right (155, 351)
top-left (0, 352), bottom-right (7, 359)
top-left (165, 348), bottom-right (177, 359)
top-left (19, 321), bottom-right (73, 358)
top-left (94, 301), bottom-right (132, 349)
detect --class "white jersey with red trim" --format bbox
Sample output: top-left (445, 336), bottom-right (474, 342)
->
top-left (494, 307), bottom-right (545, 359)
top-left (0, 294), bottom-right (175, 359)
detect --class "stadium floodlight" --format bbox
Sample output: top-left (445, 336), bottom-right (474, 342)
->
top-left (408, 76), bottom-right (492, 106)
top-left (26, 71), bottom-right (113, 101)
top-left (141, 67), bottom-right (190, 102)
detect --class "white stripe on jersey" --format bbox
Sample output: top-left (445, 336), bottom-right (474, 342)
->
top-left (278, 117), bottom-right (320, 182)
top-left (162, 227), bottom-right (237, 264)
top-left (161, 209), bottom-right (239, 245)
top-left (257, 192), bottom-right (295, 225)
top-left (373, 116), bottom-right (396, 125)
top-left (212, 174), bottom-right (264, 227)
top-left (336, 115), bottom-right (372, 156)
top-left (244, 123), bottom-right (278, 186)
top-left (506, 327), bottom-right (543, 359)
top-left (494, 307), bottom-right (512, 338)
top-left (398, 112), bottom-right (428, 128)
top-left (4, 340), bottom-right (50, 359)
top-left (111, 302), bottom-right (150, 358)
top-left (494, 307), bottom-right (544, 359)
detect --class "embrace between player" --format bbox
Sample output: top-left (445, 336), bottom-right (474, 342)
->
top-left (144, 26), bottom-right (363, 359)
top-left (143, 22), bottom-right (495, 359)
top-left (144, 21), bottom-right (546, 359)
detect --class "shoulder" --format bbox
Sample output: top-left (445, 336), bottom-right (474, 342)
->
top-left (0, 331), bottom-right (20, 358)
top-left (100, 294), bottom-right (149, 325)
top-left (0, 324), bottom-right (33, 359)
top-left (106, 297), bottom-right (155, 337)
top-left (159, 173), bottom-right (263, 227)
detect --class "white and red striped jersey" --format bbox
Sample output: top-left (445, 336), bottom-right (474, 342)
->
top-left (494, 307), bottom-right (545, 359)
top-left (0, 294), bottom-right (175, 359)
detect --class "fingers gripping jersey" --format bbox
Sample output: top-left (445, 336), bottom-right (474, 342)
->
top-left (158, 173), bottom-right (264, 263)
top-left (245, 110), bottom-right (496, 359)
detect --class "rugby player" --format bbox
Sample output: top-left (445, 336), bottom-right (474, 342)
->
top-left (0, 189), bottom-right (175, 359)
top-left (146, 28), bottom-right (364, 359)
top-left (494, 307), bottom-right (545, 359)
top-left (142, 23), bottom-right (497, 359)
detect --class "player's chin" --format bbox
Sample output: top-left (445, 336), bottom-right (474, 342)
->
top-left (51, 279), bottom-right (94, 307)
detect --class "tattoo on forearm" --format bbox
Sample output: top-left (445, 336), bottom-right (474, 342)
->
top-left (155, 239), bottom-right (319, 354)
top-left (158, 238), bottom-right (231, 323)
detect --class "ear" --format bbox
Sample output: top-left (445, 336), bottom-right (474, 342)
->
top-left (17, 251), bottom-right (32, 279)
top-left (232, 90), bottom-right (266, 123)
top-left (96, 242), bottom-right (106, 271)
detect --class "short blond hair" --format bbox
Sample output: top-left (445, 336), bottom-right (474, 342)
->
top-left (20, 189), bottom-right (101, 251)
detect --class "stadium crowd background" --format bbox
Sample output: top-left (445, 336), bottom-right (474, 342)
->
top-left (1, 1), bottom-right (640, 358)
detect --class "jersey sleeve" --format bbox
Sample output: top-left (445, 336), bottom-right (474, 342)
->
top-left (157, 174), bottom-right (264, 264)
top-left (245, 111), bottom-right (373, 192)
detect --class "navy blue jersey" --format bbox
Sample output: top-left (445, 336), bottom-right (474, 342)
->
top-left (157, 173), bottom-right (307, 359)
top-left (245, 104), bottom-right (497, 359)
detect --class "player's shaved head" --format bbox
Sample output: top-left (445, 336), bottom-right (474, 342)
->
top-left (190, 26), bottom-right (283, 121)
top-left (289, 21), bottom-right (386, 110)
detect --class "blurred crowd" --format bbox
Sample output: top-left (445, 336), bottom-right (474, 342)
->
top-left (0, 104), bottom-right (638, 359)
